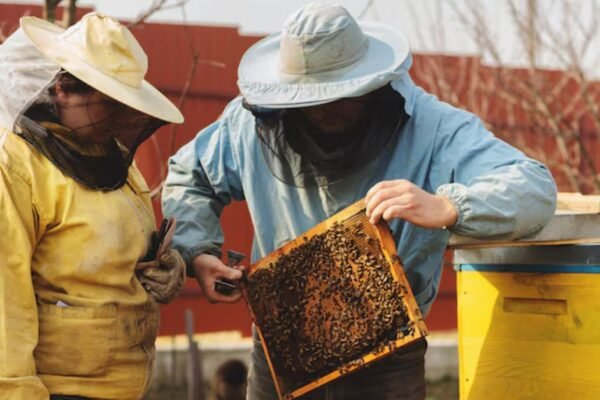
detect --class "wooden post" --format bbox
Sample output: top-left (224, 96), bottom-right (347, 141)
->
top-left (186, 309), bottom-right (205, 400)
top-left (171, 335), bottom-right (178, 390)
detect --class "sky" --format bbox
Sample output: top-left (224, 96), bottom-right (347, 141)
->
top-left (2, 0), bottom-right (599, 79)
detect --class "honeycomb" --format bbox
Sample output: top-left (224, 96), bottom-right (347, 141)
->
top-left (242, 200), bottom-right (427, 399)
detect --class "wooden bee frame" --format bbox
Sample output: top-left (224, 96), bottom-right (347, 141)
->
top-left (241, 200), bottom-right (428, 399)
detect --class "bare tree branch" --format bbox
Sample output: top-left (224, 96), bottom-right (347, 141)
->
top-left (446, 0), bottom-right (600, 192)
top-left (168, 3), bottom-right (199, 157)
top-left (358, 0), bottom-right (378, 20)
top-left (44, 0), bottom-right (62, 23)
top-left (0, 22), bottom-right (8, 44)
top-left (128, 0), bottom-right (189, 28)
top-left (149, 1), bottom-right (226, 199)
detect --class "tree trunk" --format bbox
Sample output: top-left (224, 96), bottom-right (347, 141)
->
top-left (62, 0), bottom-right (78, 27)
top-left (43, 0), bottom-right (62, 23)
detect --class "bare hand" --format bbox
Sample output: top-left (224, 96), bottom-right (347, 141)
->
top-left (365, 179), bottom-right (458, 229)
top-left (136, 248), bottom-right (186, 304)
top-left (192, 253), bottom-right (244, 303)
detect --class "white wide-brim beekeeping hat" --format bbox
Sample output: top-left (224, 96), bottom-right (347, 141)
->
top-left (238, 2), bottom-right (410, 108)
top-left (20, 12), bottom-right (183, 123)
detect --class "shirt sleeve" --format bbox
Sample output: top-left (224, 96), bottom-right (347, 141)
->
top-left (0, 162), bottom-right (50, 399)
top-left (430, 107), bottom-right (557, 239)
top-left (162, 107), bottom-right (245, 274)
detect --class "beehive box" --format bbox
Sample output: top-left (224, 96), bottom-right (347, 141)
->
top-left (242, 200), bottom-right (427, 399)
top-left (454, 245), bottom-right (600, 400)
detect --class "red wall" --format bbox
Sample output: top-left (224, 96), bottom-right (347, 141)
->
top-left (5, 2), bottom-right (599, 338)
top-left (1, 4), bottom-right (499, 336)
top-left (132, 22), bottom-right (261, 336)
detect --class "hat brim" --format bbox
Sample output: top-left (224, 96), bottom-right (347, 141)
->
top-left (237, 21), bottom-right (410, 108)
top-left (20, 16), bottom-right (183, 124)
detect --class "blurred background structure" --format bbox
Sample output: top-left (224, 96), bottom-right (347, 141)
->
top-left (1, 1), bottom-right (599, 399)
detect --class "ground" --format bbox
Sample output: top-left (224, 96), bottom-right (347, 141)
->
top-left (427, 377), bottom-right (459, 400)
top-left (144, 377), bottom-right (459, 399)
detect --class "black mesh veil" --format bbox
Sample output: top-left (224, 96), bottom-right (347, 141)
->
top-left (244, 84), bottom-right (408, 187)
top-left (14, 76), bottom-right (166, 191)
top-left (0, 30), bottom-right (166, 191)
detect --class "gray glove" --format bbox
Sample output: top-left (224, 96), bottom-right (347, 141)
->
top-left (136, 248), bottom-right (186, 304)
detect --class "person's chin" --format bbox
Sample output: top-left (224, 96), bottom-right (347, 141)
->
top-left (321, 128), bottom-right (349, 136)
top-left (90, 135), bottom-right (113, 146)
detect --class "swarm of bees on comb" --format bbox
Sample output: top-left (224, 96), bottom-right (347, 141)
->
top-left (243, 202), bottom-right (427, 399)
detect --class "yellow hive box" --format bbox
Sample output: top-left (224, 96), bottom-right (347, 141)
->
top-left (454, 245), bottom-right (600, 400)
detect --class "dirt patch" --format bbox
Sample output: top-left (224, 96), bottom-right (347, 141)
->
top-left (427, 376), bottom-right (459, 400)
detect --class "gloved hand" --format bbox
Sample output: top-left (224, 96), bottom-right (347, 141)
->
top-left (136, 248), bottom-right (186, 304)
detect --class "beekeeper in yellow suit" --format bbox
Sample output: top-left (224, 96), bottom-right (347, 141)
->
top-left (0, 13), bottom-right (186, 400)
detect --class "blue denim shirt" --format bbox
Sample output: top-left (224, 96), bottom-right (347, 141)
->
top-left (162, 65), bottom-right (557, 316)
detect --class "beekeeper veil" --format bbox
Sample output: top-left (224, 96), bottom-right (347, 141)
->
top-left (237, 3), bottom-right (411, 187)
top-left (0, 13), bottom-right (183, 190)
top-left (0, 28), bottom-right (60, 136)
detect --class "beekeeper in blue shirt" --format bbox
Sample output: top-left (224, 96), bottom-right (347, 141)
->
top-left (162, 3), bottom-right (557, 399)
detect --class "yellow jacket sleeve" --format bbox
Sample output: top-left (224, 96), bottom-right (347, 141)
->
top-left (0, 161), bottom-right (50, 399)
